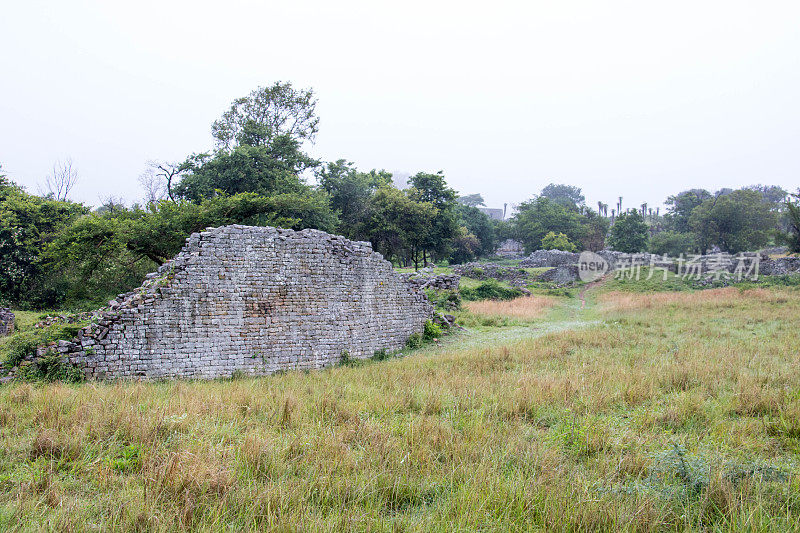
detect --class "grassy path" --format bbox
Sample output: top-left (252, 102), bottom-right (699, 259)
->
top-left (437, 281), bottom-right (605, 352)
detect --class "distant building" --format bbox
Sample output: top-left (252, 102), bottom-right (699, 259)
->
top-left (479, 207), bottom-right (505, 221)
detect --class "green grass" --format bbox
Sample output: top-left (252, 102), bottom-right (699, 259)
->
top-left (600, 268), bottom-right (698, 293)
top-left (394, 266), bottom-right (455, 276)
top-left (0, 311), bottom-right (61, 352)
top-left (1, 285), bottom-right (799, 530)
top-left (1, 312), bottom-right (90, 376)
top-left (474, 257), bottom-right (523, 266)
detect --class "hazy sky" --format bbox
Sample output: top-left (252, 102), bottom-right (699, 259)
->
top-left (1, 1), bottom-right (798, 211)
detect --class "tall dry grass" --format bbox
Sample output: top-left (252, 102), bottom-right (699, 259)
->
top-left (1, 287), bottom-right (799, 530)
top-left (464, 295), bottom-right (556, 320)
top-left (598, 287), bottom-right (785, 313)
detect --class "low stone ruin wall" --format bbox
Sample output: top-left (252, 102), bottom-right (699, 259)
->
top-left (452, 263), bottom-right (530, 287)
top-left (400, 271), bottom-right (461, 291)
top-left (494, 239), bottom-right (525, 258)
top-left (521, 249), bottom-right (799, 278)
top-left (517, 248), bottom-right (800, 284)
top-left (50, 225), bottom-right (433, 380)
top-left (520, 250), bottom-right (580, 268)
top-left (537, 265), bottom-right (580, 284)
top-left (760, 257), bottom-right (800, 276)
top-left (0, 308), bottom-right (14, 336)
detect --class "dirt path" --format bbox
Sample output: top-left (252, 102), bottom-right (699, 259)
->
top-left (578, 275), bottom-right (608, 309)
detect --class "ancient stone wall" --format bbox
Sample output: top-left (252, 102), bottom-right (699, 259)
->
top-left (400, 271), bottom-right (461, 291)
top-left (0, 308), bottom-right (14, 337)
top-left (452, 263), bottom-right (530, 287)
top-left (495, 239), bottom-right (525, 258)
top-left (520, 250), bottom-right (580, 268)
top-left (58, 225), bottom-right (433, 380)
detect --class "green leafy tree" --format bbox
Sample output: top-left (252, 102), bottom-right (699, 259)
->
top-left (511, 196), bottom-right (584, 253)
top-left (456, 204), bottom-right (497, 257)
top-left (407, 171), bottom-right (460, 264)
top-left (540, 231), bottom-right (577, 252)
top-left (607, 211), bottom-right (649, 252)
top-left (579, 210), bottom-right (610, 252)
top-left (174, 144), bottom-right (316, 202)
top-left (664, 189), bottom-right (712, 233)
top-left (211, 82), bottom-right (319, 151)
top-left (177, 83), bottom-right (321, 202)
top-left (359, 186), bottom-right (435, 267)
top-left (689, 189), bottom-right (777, 253)
top-left (492, 219), bottom-right (515, 243)
top-left (449, 226), bottom-right (481, 264)
top-left (0, 172), bottom-right (88, 306)
top-left (540, 183), bottom-right (585, 210)
top-left (648, 230), bottom-right (698, 256)
top-left (785, 191), bottom-right (800, 253)
top-left (316, 160), bottom-right (391, 239)
top-left (747, 184), bottom-right (788, 205)
top-left (456, 193), bottom-right (485, 207)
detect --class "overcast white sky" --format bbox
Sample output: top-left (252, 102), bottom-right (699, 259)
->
top-left (1, 1), bottom-right (798, 211)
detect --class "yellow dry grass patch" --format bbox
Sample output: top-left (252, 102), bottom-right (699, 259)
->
top-left (598, 287), bottom-right (785, 313)
top-left (464, 295), bottom-right (556, 320)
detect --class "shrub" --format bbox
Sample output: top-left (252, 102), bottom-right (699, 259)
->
top-left (649, 231), bottom-right (697, 256)
top-left (423, 320), bottom-right (441, 341)
top-left (16, 355), bottom-right (83, 383)
top-left (424, 289), bottom-right (461, 311)
top-left (372, 349), bottom-right (390, 361)
top-left (460, 279), bottom-right (523, 301)
top-left (405, 333), bottom-right (423, 349)
top-left (0, 321), bottom-right (87, 368)
top-left (541, 231), bottom-right (577, 252)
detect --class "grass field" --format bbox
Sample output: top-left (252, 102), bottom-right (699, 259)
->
top-left (1, 284), bottom-right (800, 530)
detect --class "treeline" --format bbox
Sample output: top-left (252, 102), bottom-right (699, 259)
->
top-left (507, 183), bottom-right (800, 257)
top-left (0, 83), bottom-right (503, 309)
top-left (1, 81), bottom-right (799, 310)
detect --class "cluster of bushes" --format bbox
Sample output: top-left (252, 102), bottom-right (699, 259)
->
top-left (460, 279), bottom-right (524, 301)
top-left (405, 319), bottom-right (444, 349)
top-left (0, 318), bottom-right (88, 382)
top-left (1, 321), bottom-right (85, 368)
top-left (424, 289), bottom-right (461, 311)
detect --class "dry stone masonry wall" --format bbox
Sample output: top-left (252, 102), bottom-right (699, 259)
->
top-left (57, 225), bottom-right (433, 380)
top-left (400, 270), bottom-right (460, 291)
top-left (0, 308), bottom-right (14, 337)
top-left (519, 249), bottom-right (800, 284)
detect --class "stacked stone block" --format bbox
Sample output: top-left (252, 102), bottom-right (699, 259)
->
top-left (57, 225), bottom-right (433, 380)
top-left (0, 308), bottom-right (14, 336)
top-left (400, 272), bottom-right (461, 291)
